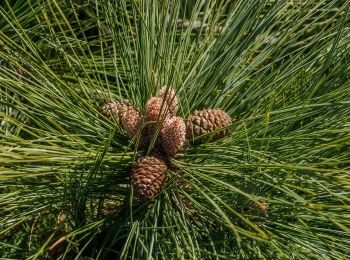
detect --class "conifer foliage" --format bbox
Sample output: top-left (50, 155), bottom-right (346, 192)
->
top-left (0, 0), bottom-right (350, 259)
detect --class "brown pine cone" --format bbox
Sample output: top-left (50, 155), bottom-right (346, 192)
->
top-left (144, 97), bottom-right (170, 143)
top-left (100, 100), bottom-right (134, 122)
top-left (158, 86), bottom-right (178, 116)
top-left (144, 97), bottom-right (169, 123)
top-left (131, 156), bottom-right (167, 199)
top-left (121, 108), bottom-right (142, 139)
top-left (161, 116), bottom-right (186, 157)
top-left (186, 109), bottom-right (232, 141)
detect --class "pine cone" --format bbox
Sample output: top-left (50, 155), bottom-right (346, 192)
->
top-left (158, 86), bottom-right (178, 116)
top-left (131, 156), bottom-right (167, 199)
top-left (161, 116), bottom-right (186, 157)
top-left (145, 97), bottom-right (169, 123)
top-left (100, 100), bottom-right (133, 122)
top-left (121, 108), bottom-right (142, 139)
top-left (186, 109), bottom-right (232, 141)
top-left (144, 97), bottom-right (170, 146)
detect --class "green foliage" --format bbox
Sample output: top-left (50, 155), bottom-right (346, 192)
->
top-left (1, 0), bottom-right (350, 259)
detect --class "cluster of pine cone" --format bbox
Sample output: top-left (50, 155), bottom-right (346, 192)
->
top-left (100, 86), bottom-right (232, 199)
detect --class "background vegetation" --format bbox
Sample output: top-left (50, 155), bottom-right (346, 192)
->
top-left (1, 0), bottom-right (350, 258)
